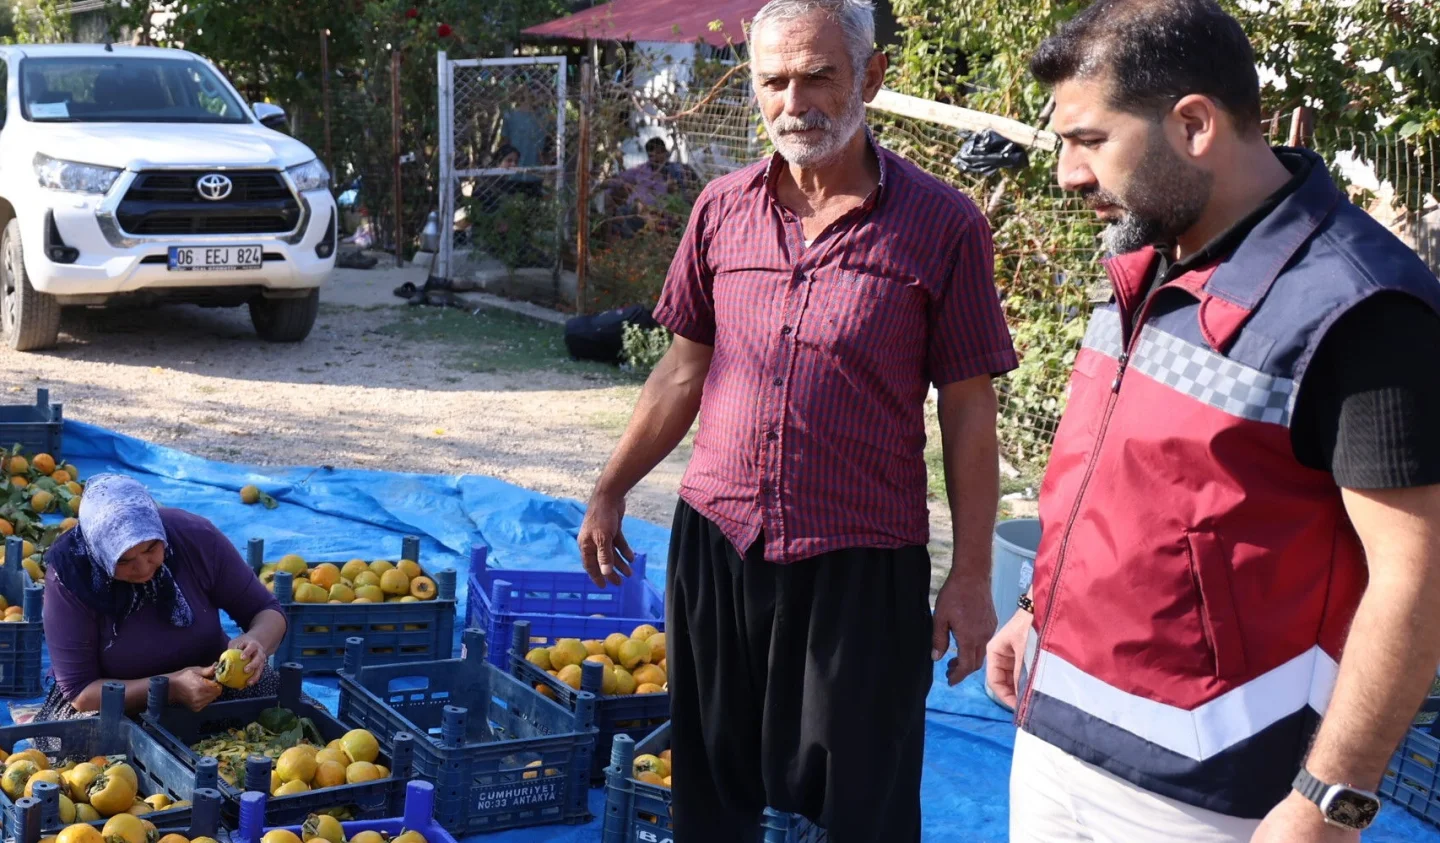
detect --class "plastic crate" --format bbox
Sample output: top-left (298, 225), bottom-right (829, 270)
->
top-left (9, 784), bottom-right (222, 843)
top-left (237, 780), bottom-right (459, 843)
top-left (1381, 692), bottom-right (1440, 826)
top-left (466, 545), bottom-right (665, 669)
top-left (336, 628), bottom-right (597, 837)
top-left (140, 662), bottom-right (414, 826)
top-left (507, 621), bottom-right (669, 782)
top-left (0, 389), bottom-right (62, 459)
top-left (248, 536), bottom-right (457, 673)
top-left (603, 723), bottom-right (827, 843)
top-left (0, 538), bottom-right (45, 697)
top-left (0, 683), bottom-right (217, 835)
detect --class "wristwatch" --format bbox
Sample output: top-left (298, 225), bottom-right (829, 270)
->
top-left (1293, 768), bottom-right (1381, 830)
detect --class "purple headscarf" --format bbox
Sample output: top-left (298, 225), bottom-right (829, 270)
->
top-left (45, 474), bottom-right (193, 629)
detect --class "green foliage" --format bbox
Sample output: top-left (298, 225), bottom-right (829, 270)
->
top-left (586, 194), bottom-right (692, 313)
top-left (466, 192), bottom-right (560, 271)
top-left (5, 0), bottom-right (72, 44)
top-left (890, 0), bottom-right (1440, 146)
top-left (621, 323), bottom-right (672, 375)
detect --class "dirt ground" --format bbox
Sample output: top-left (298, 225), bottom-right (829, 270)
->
top-left (0, 262), bottom-right (1003, 594)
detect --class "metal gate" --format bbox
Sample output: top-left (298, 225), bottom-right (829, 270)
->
top-left (435, 53), bottom-right (567, 295)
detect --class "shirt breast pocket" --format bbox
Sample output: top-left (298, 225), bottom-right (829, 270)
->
top-left (798, 270), bottom-right (916, 355)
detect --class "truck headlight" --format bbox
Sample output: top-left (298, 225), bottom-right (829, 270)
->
top-left (286, 159), bottom-right (330, 192)
top-left (34, 153), bottom-right (121, 194)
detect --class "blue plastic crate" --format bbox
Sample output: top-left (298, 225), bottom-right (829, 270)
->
top-left (1381, 693), bottom-right (1440, 826)
top-left (0, 538), bottom-right (46, 697)
top-left (336, 628), bottom-right (597, 837)
top-left (507, 620), bottom-right (669, 782)
top-left (603, 723), bottom-right (827, 843)
top-left (248, 536), bottom-right (457, 673)
top-left (0, 683), bottom-right (216, 835)
top-left (237, 780), bottom-right (459, 843)
top-left (140, 662), bottom-right (413, 826)
top-left (9, 784), bottom-right (222, 843)
top-left (0, 389), bottom-right (62, 459)
top-left (466, 546), bottom-right (665, 669)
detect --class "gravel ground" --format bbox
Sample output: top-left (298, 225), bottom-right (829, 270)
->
top-left (2, 263), bottom-right (977, 592)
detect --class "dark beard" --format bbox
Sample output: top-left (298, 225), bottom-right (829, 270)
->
top-left (1084, 128), bottom-right (1213, 255)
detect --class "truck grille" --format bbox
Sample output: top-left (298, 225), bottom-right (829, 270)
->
top-left (117, 170), bottom-right (301, 236)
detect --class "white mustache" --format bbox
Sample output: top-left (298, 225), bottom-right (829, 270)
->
top-left (770, 111), bottom-right (832, 134)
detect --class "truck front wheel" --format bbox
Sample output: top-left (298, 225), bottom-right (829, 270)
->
top-left (249, 289), bottom-right (319, 342)
top-left (0, 219), bottom-right (61, 352)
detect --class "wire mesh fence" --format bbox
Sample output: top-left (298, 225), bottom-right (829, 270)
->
top-left (1316, 127), bottom-right (1440, 274)
top-left (570, 51), bottom-right (759, 314)
top-left (438, 56), bottom-right (569, 301)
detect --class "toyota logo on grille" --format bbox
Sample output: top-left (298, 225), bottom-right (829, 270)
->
top-left (196, 173), bottom-right (233, 201)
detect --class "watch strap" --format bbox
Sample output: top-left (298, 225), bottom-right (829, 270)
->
top-left (1293, 768), bottom-right (1329, 806)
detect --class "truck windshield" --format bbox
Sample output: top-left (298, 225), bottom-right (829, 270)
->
top-left (20, 56), bottom-right (249, 124)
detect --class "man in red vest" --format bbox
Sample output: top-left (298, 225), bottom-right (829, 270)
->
top-left (986, 0), bottom-right (1440, 840)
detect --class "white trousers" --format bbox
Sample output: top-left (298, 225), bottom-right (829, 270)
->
top-left (1010, 730), bottom-right (1263, 842)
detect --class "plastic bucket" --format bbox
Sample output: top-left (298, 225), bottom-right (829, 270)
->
top-left (991, 519), bottom-right (1040, 626)
top-left (985, 519), bottom-right (1040, 712)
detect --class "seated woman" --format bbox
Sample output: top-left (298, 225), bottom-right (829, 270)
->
top-left (39, 474), bottom-right (287, 725)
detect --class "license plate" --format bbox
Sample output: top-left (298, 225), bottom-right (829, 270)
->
top-left (167, 245), bottom-right (264, 272)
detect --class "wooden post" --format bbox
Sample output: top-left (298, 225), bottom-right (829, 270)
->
top-left (391, 50), bottom-right (404, 268)
top-left (320, 30), bottom-right (333, 176)
top-left (575, 58), bottom-right (594, 316)
top-left (1286, 105), bottom-right (1311, 149)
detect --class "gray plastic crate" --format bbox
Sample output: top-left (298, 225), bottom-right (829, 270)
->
top-left (0, 389), bottom-right (61, 459)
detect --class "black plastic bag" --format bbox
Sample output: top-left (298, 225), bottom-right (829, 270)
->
top-left (564, 305), bottom-right (659, 364)
top-left (951, 129), bottom-right (1030, 176)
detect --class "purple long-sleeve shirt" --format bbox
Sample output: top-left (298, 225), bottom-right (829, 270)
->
top-left (43, 508), bottom-right (283, 702)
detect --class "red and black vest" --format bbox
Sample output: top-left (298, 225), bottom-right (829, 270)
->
top-left (1017, 149), bottom-right (1440, 818)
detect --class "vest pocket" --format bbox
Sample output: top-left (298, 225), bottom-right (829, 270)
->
top-left (1185, 529), bottom-right (1249, 680)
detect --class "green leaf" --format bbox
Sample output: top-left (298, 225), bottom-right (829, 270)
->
top-left (257, 706), bottom-right (298, 735)
top-left (277, 725), bottom-right (304, 749)
top-left (299, 717), bottom-right (325, 747)
top-left (1398, 121), bottom-right (1423, 139)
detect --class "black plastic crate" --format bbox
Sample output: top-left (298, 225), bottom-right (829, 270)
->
top-left (603, 723), bottom-right (826, 843)
top-left (0, 389), bottom-right (61, 460)
top-left (0, 683), bottom-right (215, 834)
top-left (336, 628), bottom-right (597, 837)
top-left (0, 538), bottom-right (44, 697)
top-left (247, 536), bottom-right (457, 673)
top-left (140, 662), bottom-right (413, 826)
top-left (9, 784), bottom-right (222, 843)
top-left (507, 621), bottom-right (669, 782)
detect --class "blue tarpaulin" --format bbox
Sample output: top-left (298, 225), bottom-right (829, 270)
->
top-left (8, 420), bottom-right (1435, 841)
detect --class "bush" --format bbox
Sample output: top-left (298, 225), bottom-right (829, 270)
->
top-left (466, 192), bottom-right (559, 271)
top-left (621, 323), bottom-right (672, 375)
top-left (586, 192), bottom-right (692, 313)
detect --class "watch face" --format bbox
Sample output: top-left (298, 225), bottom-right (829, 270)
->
top-left (1325, 792), bottom-right (1381, 829)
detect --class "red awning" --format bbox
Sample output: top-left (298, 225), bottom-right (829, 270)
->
top-left (523, 0), bottom-right (764, 48)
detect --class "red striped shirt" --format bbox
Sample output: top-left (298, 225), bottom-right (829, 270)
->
top-left (653, 140), bottom-right (1018, 563)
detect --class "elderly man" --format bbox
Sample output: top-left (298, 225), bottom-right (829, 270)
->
top-left (578, 0), bottom-right (1017, 840)
top-left (987, 1), bottom-right (1440, 840)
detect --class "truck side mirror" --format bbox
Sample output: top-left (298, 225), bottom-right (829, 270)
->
top-left (253, 102), bottom-right (288, 132)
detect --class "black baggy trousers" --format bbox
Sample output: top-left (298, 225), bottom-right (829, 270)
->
top-left (666, 499), bottom-right (935, 843)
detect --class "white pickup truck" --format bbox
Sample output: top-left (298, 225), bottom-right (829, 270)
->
top-left (0, 44), bottom-right (337, 351)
